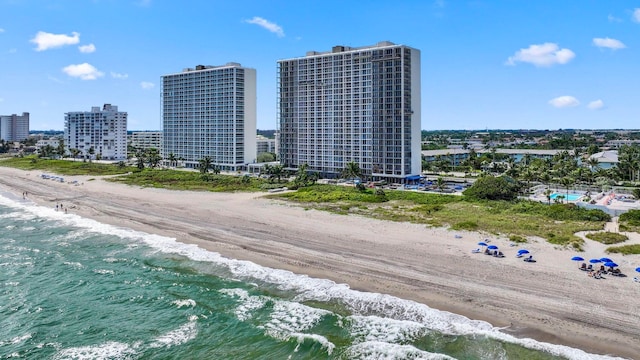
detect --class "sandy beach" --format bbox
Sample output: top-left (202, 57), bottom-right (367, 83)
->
top-left (1, 167), bottom-right (639, 359)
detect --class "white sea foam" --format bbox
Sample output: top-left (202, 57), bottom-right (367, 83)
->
top-left (52, 341), bottom-right (137, 360)
top-left (348, 315), bottom-right (427, 344)
top-left (149, 318), bottom-right (198, 349)
top-left (171, 299), bottom-right (196, 308)
top-left (0, 333), bottom-right (32, 346)
top-left (0, 194), bottom-right (629, 360)
top-left (262, 301), bottom-right (331, 339)
top-left (348, 341), bottom-right (456, 360)
top-left (93, 269), bottom-right (115, 275)
top-left (63, 261), bottom-right (84, 269)
top-left (290, 332), bottom-right (335, 355)
top-left (219, 288), bottom-right (268, 321)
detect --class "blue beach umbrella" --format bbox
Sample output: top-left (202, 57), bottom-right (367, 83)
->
top-left (604, 262), bottom-right (618, 268)
top-left (636, 267), bottom-right (640, 273)
top-left (600, 257), bottom-right (613, 263)
top-left (487, 245), bottom-right (499, 250)
top-left (517, 249), bottom-right (530, 254)
top-left (571, 256), bottom-right (584, 262)
top-left (478, 242), bottom-right (488, 247)
top-left (589, 259), bottom-right (602, 264)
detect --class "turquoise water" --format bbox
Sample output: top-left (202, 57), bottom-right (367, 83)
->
top-left (0, 193), bottom-right (621, 359)
top-left (550, 193), bottom-right (582, 201)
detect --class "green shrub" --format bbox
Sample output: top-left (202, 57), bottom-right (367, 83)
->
top-left (606, 244), bottom-right (640, 255)
top-left (463, 175), bottom-right (519, 201)
top-left (585, 232), bottom-right (628, 244)
top-left (509, 235), bottom-right (527, 243)
top-left (452, 221), bottom-right (478, 230)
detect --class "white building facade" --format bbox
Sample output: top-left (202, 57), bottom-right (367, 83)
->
top-left (128, 131), bottom-right (163, 153)
top-left (0, 112), bottom-right (30, 141)
top-left (64, 104), bottom-right (128, 160)
top-left (256, 135), bottom-right (276, 156)
top-left (161, 63), bottom-right (257, 171)
top-left (277, 41), bottom-right (422, 181)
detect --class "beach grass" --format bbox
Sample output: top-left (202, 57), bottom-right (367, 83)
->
top-left (605, 244), bottom-right (640, 255)
top-left (105, 168), bottom-right (272, 192)
top-left (585, 232), bottom-right (629, 244)
top-left (618, 210), bottom-right (640, 233)
top-left (0, 155), bottom-right (135, 175)
top-left (272, 185), bottom-right (607, 248)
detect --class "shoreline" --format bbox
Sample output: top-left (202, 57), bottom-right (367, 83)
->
top-left (1, 167), bottom-right (639, 359)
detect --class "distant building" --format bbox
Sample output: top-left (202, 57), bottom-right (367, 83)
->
top-left (588, 150), bottom-right (618, 170)
top-left (278, 41), bottom-right (421, 182)
top-left (129, 131), bottom-right (163, 153)
top-left (0, 112), bottom-right (30, 141)
top-left (161, 63), bottom-right (257, 171)
top-left (256, 135), bottom-right (276, 156)
top-left (64, 104), bottom-right (128, 160)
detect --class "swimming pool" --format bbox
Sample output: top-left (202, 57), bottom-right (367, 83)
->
top-left (550, 193), bottom-right (582, 201)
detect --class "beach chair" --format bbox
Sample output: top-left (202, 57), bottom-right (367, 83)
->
top-left (634, 277), bottom-right (639, 283)
top-left (471, 248), bottom-right (481, 253)
top-left (579, 263), bottom-right (587, 271)
top-left (587, 264), bottom-right (593, 271)
top-left (523, 255), bottom-right (536, 263)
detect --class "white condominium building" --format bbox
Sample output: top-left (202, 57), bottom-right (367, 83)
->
top-left (277, 41), bottom-right (421, 181)
top-left (129, 131), bottom-right (163, 152)
top-left (0, 112), bottom-right (30, 141)
top-left (161, 63), bottom-right (257, 171)
top-left (64, 104), bottom-right (128, 160)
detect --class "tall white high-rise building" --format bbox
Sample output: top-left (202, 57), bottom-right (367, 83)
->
top-left (0, 112), bottom-right (30, 141)
top-left (64, 104), bottom-right (127, 160)
top-left (161, 63), bottom-right (257, 171)
top-left (278, 41), bottom-right (421, 181)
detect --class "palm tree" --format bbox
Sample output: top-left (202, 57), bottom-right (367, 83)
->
top-left (56, 139), bottom-right (66, 159)
top-left (436, 177), bottom-right (446, 192)
top-left (70, 148), bottom-right (81, 160)
top-left (167, 152), bottom-right (178, 168)
top-left (88, 147), bottom-right (95, 163)
top-left (560, 176), bottom-right (575, 203)
top-left (199, 156), bottom-right (213, 174)
top-left (342, 161), bottom-right (362, 181)
top-left (146, 148), bottom-right (162, 168)
top-left (270, 164), bottom-right (284, 183)
top-left (544, 188), bottom-right (553, 205)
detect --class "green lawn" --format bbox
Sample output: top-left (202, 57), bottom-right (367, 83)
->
top-left (105, 168), bottom-right (280, 192)
top-left (0, 155), bottom-right (134, 175)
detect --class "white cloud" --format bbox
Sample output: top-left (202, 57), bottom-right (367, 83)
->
top-left (78, 43), bottom-right (96, 53)
top-left (62, 63), bottom-right (104, 80)
top-left (593, 37), bottom-right (626, 50)
top-left (140, 81), bottom-right (154, 89)
top-left (587, 99), bottom-right (605, 110)
top-left (506, 43), bottom-right (575, 67)
top-left (8, 48), bottom-right (17, 54)
top-left (0, 98), bottom-right (4, 102)
top-left (111, 71), bottom-right (128, 79)
top-left (0, 28), bottom-right (5, 33)
top-left (608, 14), bottom-right (622, 22)
top-left (633, 8), bottom-right (640, 23)
top-left (549, 96), bottom-right (580, 108)
top-left (244, 16), bottom-right (284, 37)
top-left (31, 31), bottom-right (80, 51)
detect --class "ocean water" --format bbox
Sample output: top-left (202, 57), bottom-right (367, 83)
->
top-left (0, 192), bottom-right (624, 360)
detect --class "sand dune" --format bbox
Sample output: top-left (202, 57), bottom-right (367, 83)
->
top-left (1, 167), bottom-right (639, 359)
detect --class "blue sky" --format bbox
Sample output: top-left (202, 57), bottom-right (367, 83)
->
top-left (1, 0), bottom-right (639, 131)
